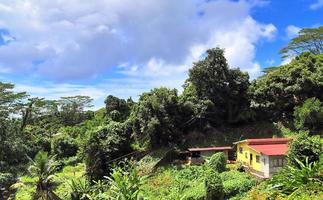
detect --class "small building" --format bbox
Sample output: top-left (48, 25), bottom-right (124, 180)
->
top-left (234, 138), bottom-right (290, 178)
top-left (188, 146), bottom-right (232, 164)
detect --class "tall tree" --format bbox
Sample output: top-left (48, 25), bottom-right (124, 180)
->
top-left (0, 82), bottom-right (27, 172)
top-left (280, 26), bottom-right (323, 58)
top-left (187, 48), bottom-right (251, 124)
top-left (58, 96), bottom-right (93, 125)
top-left (104, 95), bottom-right (131, 122)
top-left (250, 52), bottom-right (323, 120)
top-left (131, 87), bottom-right (182, 148)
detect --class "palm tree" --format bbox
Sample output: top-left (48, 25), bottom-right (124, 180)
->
top-left (28, 151), bottom-right (61, 200)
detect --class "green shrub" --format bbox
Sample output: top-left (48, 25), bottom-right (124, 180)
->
top-left (183, 181), bottom-right (205, 200)
top-left (85, 122), bottom-right (132, 181)
top-left (287, 133), bottom-right (322, 167)
top-left (106, 161), bottom-right (145, 200)
top-left (269, 157), bottom-right (322, 195)
top-left (206, 152), bottom-right (226, 173)
top-left (68, 178), bottom-right (92, 200)
top-left (287, 182), bottom-right (323, 200)
top-left (205, 170), bottom-right (224, 200)
top-left (294, 98), bottom-right (323, 131)
top-left (220, 171), bottom-right (257, 198)
top-left (53, 136), bottom-right (79, 159)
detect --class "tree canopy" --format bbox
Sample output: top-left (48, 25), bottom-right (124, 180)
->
top-left (280, 26), bottom-right (323, 58)
top-left (250, 52), bottom-right (323, 120)
top-left (187, 48), bottom-right (251, 125)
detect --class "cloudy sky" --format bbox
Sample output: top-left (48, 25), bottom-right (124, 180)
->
top-left (0, 0), bottom-right (322, 109)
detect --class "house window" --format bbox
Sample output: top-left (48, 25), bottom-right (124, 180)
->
top-left (278, 158), bottom-right (283, 166)
top-left (245, 152), bottom-right (248, 159)
top-left (263, 158), bottom-right (266, 165)
top-left (271, 157), bottom-right (285, 167)
top-left (256, 155), bottom-right (260, 163)
top-left (273, 159), bottom-right (278, 167)
top-left (239, 147), bottom-right (243, 154)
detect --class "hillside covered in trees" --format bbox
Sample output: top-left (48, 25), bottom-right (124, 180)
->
top-left (0, 26), bottom-right (322, 200)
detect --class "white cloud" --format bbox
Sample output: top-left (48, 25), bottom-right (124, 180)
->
top-left (1, 0), bottom-right (277, 105)
top-left (310, 0), bottom-right (323, 10)
top-left (285, 25), bottom-right (301, 39)
top-left (265, 59), bottom-right (275, 66)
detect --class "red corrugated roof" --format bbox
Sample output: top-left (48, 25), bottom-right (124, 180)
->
top-left (249, 144), bottom-right (289, 156)
top-left (188, 146), bottom-right (232, 152)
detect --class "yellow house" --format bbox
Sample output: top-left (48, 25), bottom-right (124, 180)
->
top-left (234, 138), bottom-right (290, 178)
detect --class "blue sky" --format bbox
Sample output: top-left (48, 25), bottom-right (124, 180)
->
top-left (0, 0), bottom-right (322, 109)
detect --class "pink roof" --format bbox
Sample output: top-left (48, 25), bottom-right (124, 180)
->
top-left (188, 146), bottom-right (232, 152)
top-left (249, 144), bottom-right (289, 156)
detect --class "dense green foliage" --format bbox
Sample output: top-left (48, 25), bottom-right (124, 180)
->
top-left (270, 157), bottom-right (322, 195)
top-left (131, 87), bottom-right (182, 148)
top-left (187, 48), bottom-right (251, 125)
top-left (106, 162), bottom-right (145, 200)
top-left (206, 152), bottom-right (226, 173)
top-left (220, 171), bottom-right (257, 199)
top-left (294, 98), bottom-right (323, 131)
top-left (85, 122), bottom-right (133, 182)
top-left (250, 52), bottom-right (323, 120)
top-left (105, 95), bottom-right (133, 122)
top-left (287, 133), bottom-right (322, 166)
top-left (205, 170), bottom-right (224, 200)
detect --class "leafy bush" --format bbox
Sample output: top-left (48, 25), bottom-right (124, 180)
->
top-left (85, 122), bottom-right (132, 181)
top-left (106, 161), bottom-right (145, 200)
top-left (287, 182), bottom-right (323, 200)
top-left (183, 181), bottom-right (205, 200)
top-left (220, 171), bottom-right (257, 198)
top-left (68, 178), bottom-right (92, 200)
top-left (288, 132), bottom-right (322, 167)
top-left (141, 165), bottom-right (207, 200)
top-left (205, 169), bottom-right (224, 200)
top-left (206, 152), bottom-right (226, 173)
top-left (294, 98), bottom-right (323, 131)
top-left (52, 136), bottom-right (78, 158)
top-left (269, 157), bottom-right (322, 195)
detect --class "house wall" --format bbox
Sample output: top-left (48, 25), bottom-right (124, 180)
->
top-left (262, 155), bottom-right (270, 178)
top-left (236, 143), bottom-right (262, 172)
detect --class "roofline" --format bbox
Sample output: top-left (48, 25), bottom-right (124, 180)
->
top-left (233, 139), bottom-right (248, 144)
top-left (233, 138), bottom-right (290, 145)
top-left (188, 146), bottom-right (232, 152)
